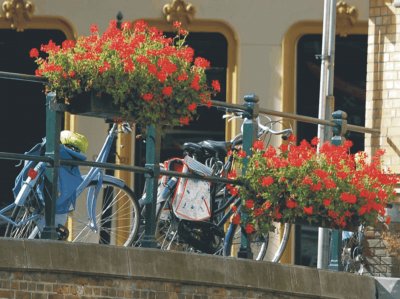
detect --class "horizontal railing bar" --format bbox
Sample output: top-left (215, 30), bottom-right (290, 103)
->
top-left (347, 124), bottom-right (379, 135)
top-left (0, 151), bottom-right (238, 185)
top-left (60, 159), bottom-right (151, 175)
top-left (159, 169), bottom-right (241, 185)
top-left (0, 71), bottom-right (47, 84)
top-left (258, 106), bottom-right (380, 135)
top-left (210, 100), bottom-right (246, 111)
top-left (0, 152), bottom-right (52, 163)
top-left (0, 70), bottom-right (380, 135)
top-left (210, 100), bottom-right (380, 135)
top-left (0, 71), bottom-right (380, 135)
top-left (61, 159), bottom-right (239, 185)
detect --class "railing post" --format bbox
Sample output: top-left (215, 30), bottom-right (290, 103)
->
top-left (238, 94), bottom-right (259, 259)
top-left (42, 92), bottom-right (62, 239)
top-left (141, 124), bottom-right (161, 248)
top-left (328, 110), bottom-right (347, 271)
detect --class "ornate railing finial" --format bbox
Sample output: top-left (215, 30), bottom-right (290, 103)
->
top-left (336, 1), bottom-right (358, 37)
top-left (2, 0), bottom-right (35, 32)
top-left (163, 0), bottom-right (195, 27)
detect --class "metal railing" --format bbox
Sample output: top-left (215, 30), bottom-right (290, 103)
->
top-left (0, 71), bottom-right (379, 268)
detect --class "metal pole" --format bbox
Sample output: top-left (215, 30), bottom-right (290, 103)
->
top-left (42, 92), bottom-right (62, 239)
top-left (328, 110), bottom-right (347, 271)
top-left (237, 94), bottom-right (259, 259)
top-left (141, 124), bottom-right (161, 248)
top-left (317, 0), bottom-right (337, 270)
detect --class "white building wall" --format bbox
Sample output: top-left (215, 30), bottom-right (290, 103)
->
top-left (34, 0), bottom-right (369, 112)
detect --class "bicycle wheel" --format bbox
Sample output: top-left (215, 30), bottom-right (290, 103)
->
top-left (223, 222), bottom-right (291, 262)
top-left (68, 180), bottom-right (140, 246)
top-left (4, 189), bottom-right (44, 239)
top-left (341, 227), bottom-right (369, 274)
top-left (154, 199), bottom-right (193, 251)
top-left (154, 198), bottom-right (225, 254)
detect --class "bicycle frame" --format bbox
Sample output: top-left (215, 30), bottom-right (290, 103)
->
top-left (71, 122), bottom-right (127, 232)
top-left (0, 161), bottom-right (47, 228)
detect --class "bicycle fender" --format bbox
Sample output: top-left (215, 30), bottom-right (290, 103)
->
top-left (86, 173), bottom-right (103, 231)
top-left (80, 174), bottom-right (126, 188)
top-left (102, 175), bottom-right (126, 187)
top-left (84, 174), bottom-right (127, 231)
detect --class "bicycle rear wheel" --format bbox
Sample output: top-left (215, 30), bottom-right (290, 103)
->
top-left (223, 222), bottom-right (291, 262)
top-left (68, 180), bottom-right (140, 246)
top-left (154, 198), bottom-right (224, 254)
top-left (155, 199), bottom-right (193, 251)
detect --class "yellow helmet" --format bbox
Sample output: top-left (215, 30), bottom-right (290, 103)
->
top-left (60, 130), bottom-right (89, 153)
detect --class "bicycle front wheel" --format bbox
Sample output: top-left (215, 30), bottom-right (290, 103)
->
top-left (223, 222), bottom-right (291, 262)
top-left (68, 180), bottom-right (140, 246)
top-left (4, 192), bottom-right (43, 239)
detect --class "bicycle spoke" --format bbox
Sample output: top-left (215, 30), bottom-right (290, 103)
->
top-left (69, 181), bottom-right (139, 246)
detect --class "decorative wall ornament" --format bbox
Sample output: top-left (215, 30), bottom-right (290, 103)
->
top-left (163, 0), bottom-right (195, 27)
top-left (2, 0), bottom-right (35, 31)
top-left (336, 1), bottom-right (358, 37)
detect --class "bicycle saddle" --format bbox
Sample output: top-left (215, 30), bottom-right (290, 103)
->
top-left (198, 140), bottom-right (231, 158)
top-left (183, 142), bottom-right (203, 157)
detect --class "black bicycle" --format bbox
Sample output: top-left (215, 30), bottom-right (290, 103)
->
top-left (135, 112), bottom-right (293, 262)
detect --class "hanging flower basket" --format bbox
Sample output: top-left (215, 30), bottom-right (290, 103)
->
top-left (228, 136), bottom-right (398, 235)
top-left (30, 20), bottom-right (220, 127)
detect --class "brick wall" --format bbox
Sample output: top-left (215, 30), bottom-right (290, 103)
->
top-left (366, 0), bottom-right (400, 171)
top-left (0, 239), bottom-right (377, 299)
top-left (366, 0), bottom-right (400, 277)
top-left (364, 222), bottom-right (400, 277)
top-left (0, 270), bottom-right (273, 299)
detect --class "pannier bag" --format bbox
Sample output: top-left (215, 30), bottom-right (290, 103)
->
top-left (171, 155), bottom-right (213, 221)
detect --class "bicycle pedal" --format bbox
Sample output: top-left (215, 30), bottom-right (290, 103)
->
top-left (56, 224), bottom-right (69, 241)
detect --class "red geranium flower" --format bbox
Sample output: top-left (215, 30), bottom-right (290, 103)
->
top-left (233, 135), bottom-right (397, 236)
top-left (30, 20), bottom-right (220, 127)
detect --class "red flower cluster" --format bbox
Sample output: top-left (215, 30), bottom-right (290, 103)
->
top-left (30, 20), bottom-right (220, 127)
top-left (232, 137), bottom-right (398, 235)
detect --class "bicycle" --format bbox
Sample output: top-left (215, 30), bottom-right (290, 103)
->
top-left (135, 111), bottom-right (293, 262)
top-left (1, 121), bottom-right (140, 246)
top-left (341, 227), bottom-right (368, 274)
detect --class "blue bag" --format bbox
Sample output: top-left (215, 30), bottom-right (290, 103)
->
top-left (13, 139), bottom-right (86, 214)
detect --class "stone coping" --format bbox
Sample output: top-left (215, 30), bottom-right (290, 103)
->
top-left (0, 238), bottom-right (376, 298)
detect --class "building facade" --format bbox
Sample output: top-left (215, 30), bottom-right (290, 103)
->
top-left (3, 0), bottom-right (398, 274)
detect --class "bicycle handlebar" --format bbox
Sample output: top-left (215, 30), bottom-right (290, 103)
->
top-left (227, 113), bottom-right (293, 146)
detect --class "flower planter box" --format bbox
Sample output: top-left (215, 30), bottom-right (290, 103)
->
top-left (290, 218), bottom-right (360, 231)
top-left (66, 92), bottom-right (126, 120)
